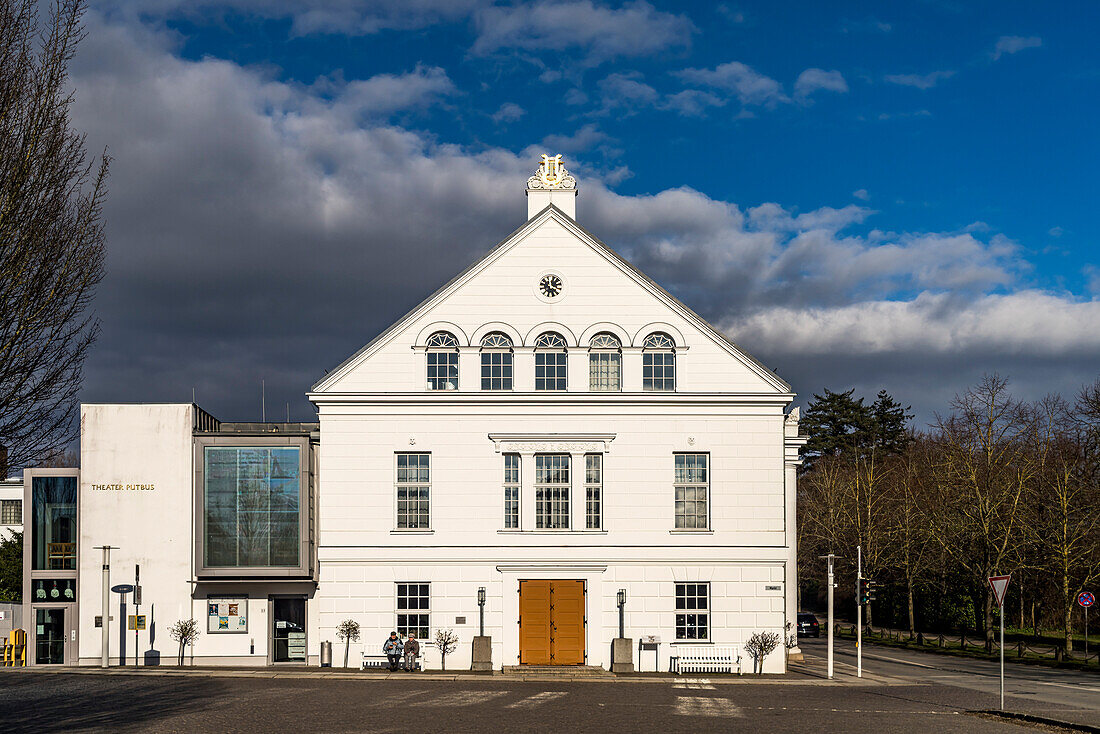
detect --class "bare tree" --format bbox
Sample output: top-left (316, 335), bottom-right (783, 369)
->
top-left (0, 0), bottom-right (108, 477)
top-left (168, 618), bottom-right (199, 666)
top-left (928, 375), bottom-right (1036, 649)
top-left (434, 628), bottom-right (458, 671)
top-left (744, 631), bottom-right (781, 674)
top-left (886, 435), bottom-right (938, 638)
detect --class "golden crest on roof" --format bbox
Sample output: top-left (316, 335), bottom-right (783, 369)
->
top-left (527, 153), bottom-right (576, 190)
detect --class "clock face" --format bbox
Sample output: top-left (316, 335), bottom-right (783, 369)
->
top-left (539, 274), bottom-right (563, 298)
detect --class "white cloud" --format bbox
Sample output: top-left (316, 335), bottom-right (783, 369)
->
top-left (662, 89), bottom-right (726, 117)
top-left (793, 68), bottom-right (848, 100)
top-left (884, 70), bottom-right (955, 89)
top-left (97, 0), bottom-right (487, 36)
top-left (676, 61), bottom-right (787, 106)
top-left (69, 10), bottom-right (1097, 422)
top-left (853, 189), bottom-right (869, 201)
top-left (1048, 226), bottom-right (1064, 238)
top-left (992, 35), bottom-right (1042, 60)
top-left (491, 102), bottom-right (525, 123)
top-left (470, 0), bottom-right (694, 65)
top-left (326, 65), bottom-right (455, 118)
top-left (597, 72), bottom-right (660, 111)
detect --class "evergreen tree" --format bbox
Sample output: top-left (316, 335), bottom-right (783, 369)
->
top-left (801, 388), bottom-right (873, 470)
top-left (0, 530), bottom-right (21, 602)
top-left (871, 390), bottom-right (914, 455)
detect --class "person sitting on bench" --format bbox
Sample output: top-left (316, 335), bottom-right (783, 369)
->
top-left (383, 631), bottom-right (403, 671)
top-left (403, 633), bottom-right (420, 672)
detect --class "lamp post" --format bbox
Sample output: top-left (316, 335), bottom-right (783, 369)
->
top-left (617, 589), bottom-right (626, 639)
top-left (477, 587), bottom-right (486, 637)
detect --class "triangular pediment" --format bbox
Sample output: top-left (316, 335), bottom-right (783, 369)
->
top-left (311, 205), bottom-right (789, 395)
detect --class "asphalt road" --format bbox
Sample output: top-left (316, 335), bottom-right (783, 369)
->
top-left (798, 635), bottom-right (1100, 727)
top-left (2, 664), bottom-right (1093, 734)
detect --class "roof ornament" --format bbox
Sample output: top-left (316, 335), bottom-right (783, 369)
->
top-left (527, 153), bottom-right (576, 190)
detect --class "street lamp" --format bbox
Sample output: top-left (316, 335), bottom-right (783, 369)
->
top-left (617, 589), bottom-right (626, 639)
top-left (477, 587), bottom-right (486, 636)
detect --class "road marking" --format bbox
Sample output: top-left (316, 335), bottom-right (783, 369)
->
top-left (674, 696), bottom-right (741, 717)
top-left (1033, 680), bottom-right (1100, 693)
top-left (506, 692), bottom-right (568, 708)
top-left (673, 681), bottom-right (716, 690)
top-left (420, 691), bottom-right (508, 707)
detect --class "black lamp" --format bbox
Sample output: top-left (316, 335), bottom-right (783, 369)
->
top-left (477, 587), bottom-right (486, 636)
top-left (617, 589), bottom-right (626, 638)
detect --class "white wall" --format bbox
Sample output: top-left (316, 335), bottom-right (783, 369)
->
top-left (0, 477), bottom-right (23, 537)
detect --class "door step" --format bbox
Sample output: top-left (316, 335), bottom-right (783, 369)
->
top-left (502, 665), bottom-right (611, 677)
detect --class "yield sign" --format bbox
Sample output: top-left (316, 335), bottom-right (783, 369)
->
top-left (989, 575), bottom-right (1012, 608)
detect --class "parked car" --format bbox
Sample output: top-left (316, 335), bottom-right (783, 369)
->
top-left (797, 612), bottom-right (820, 638)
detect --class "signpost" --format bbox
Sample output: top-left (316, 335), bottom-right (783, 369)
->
top-left (988, 574), bottom-right (1011, 711)
top-left (820, 553), bottom-right (839, 680)
top-left (1079, 592), bottom-right (1094, 661)
top-left (856, 545), bottom-right (862, 679)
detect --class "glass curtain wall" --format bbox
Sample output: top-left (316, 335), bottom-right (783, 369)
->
top-left (204, 447), bottom-right (301, 568)
top-left (31, 476), bottom-right (77, 571)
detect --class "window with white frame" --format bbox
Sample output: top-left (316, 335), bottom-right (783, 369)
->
top-left (585, 454), bottom-right (602, 529)
top-left (535, 454), bottom-right (570, 529)
top-left (480, 332), bottom-right (514, 390)
top-left (642, 332), bottom-right (676, 391)
top-left (396, 453), bottom-right (430, 529)
top-left (1, 499), bottom-right (20, 525)
top-left (674, 453), bottom-right (708, 529)
top-left (396, 583), bottom-right (430, 639)
top-left (503, 453), bottom-right (520, 529)
top-left (426, 331), bottom-right (459, 390)
top-left (675, 583), bottom-right (710, 640)
top-left (534, 332), bottom-right (567, 391)
top-left (588, 332), bottom-right (621, 391)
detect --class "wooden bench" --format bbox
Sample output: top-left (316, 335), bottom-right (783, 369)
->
top-left (670, 646), bottom-right (742, 675)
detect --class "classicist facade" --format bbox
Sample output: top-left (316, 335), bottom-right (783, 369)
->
top-left (19, 154), bottom-right (803, 672)
top-left (309, 155), bottom-right (805, 672)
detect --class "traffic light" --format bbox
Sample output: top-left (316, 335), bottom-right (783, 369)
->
top-left (859, 578), bottom-right (877, 604)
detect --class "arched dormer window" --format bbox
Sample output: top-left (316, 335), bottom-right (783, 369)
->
top-left (588, 332), bottom-right (621, 391)
top-left (480, 332), bottom-right (513, 390)
top-left (534, 331), bottom-right (567, 391)
top-left (642, 332), bottom-right (676, 391)
top-left (425, 331), bottom-right (459, 390)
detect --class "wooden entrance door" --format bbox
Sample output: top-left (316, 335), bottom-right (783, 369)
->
top-left (519, 580), bottom-right (585, 665)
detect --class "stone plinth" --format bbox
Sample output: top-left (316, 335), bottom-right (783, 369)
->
top-left (611, 638), bottom-right (634, 673)
top-left (471, 636), bottom-right (492, 671)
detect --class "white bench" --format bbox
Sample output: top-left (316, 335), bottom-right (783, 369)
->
top-left (362, 649), bottom-right (429, 671)
top-left (672, 646), bottom-right (742, 675)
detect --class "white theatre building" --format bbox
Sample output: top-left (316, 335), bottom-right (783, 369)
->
top-left (21, 155), bottom-right (804, 672)
top-left (308, 155), bottom-right (805, 673)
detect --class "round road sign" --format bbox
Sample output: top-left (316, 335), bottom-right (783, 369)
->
top-left (1079, 591), bottom-right (1095, 608)
top-left (111, 583), bottom-right (135, 594)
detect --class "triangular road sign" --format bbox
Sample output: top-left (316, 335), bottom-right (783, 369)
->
top-left (989, 575), bottom-right (1012, 608)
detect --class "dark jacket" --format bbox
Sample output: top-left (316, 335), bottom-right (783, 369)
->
top-left (403, 638), bottom-right (420, 657)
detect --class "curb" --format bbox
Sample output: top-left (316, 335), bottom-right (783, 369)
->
top-left (970, 710), bottom-right (1100, 733)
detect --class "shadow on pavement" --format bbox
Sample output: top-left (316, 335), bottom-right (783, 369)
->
top-left (0, 671), bottom-right (225, 732)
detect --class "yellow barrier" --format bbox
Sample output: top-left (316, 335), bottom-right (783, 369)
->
top-left (5, 629), bottom-right (26, 666)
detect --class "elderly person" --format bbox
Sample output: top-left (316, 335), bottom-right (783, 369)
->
top-left (383, 631), bottom-right (403, 672)
top-left (403, 633), bottom-right (420, 672)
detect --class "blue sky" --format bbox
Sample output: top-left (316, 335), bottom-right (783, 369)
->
top-left (70, 1), bottom-right (1099, 424)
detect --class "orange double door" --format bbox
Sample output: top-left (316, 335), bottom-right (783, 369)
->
top-left (519, 580), bottom-right (586, 665)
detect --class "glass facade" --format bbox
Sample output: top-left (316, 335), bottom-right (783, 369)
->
top-left (203, 447), bottom-right (301, 568)
top-left (31, 476), bottom-right (77, 571)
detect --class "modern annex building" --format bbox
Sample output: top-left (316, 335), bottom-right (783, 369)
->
top-left (21, 155), bottom-right (805, 672)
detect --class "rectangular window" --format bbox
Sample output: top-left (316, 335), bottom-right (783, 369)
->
top-left (535, 352), bottom-right (567, 391)
top-left (396, 583), bottom-right (430, 639)
top-left (503, 454), bottom-right (520, 529)
top-left (589, 352), bottom-right (621, 391)
top-left (585, 454), bottom-right (602, 529)
top-left (535, 454), bottom-right (570, 529)
top-left (1, 499), bottom-right (21, 525)
top-left (643, 352), bottom-right (676, 391)
top-left (30, 476), bottom-right (77, 571)
top-left (426, 351), bottom-right (458, 390)
top-left (675, 583), bottom-right (710, 640)
top-left (674, 453), bottom-right (709, 529)
top-left (481, 351), bottom-right (513, 390)
top-left (203, 447), bottom-right (301, 568)
top-left (396, 453), bottom-right (430, 529)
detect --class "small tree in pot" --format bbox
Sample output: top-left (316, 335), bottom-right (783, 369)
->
top-left (435, 628), bottom-right (459, 671)
top-left (336, 619), bottom-right (361, 669)
top-left (168, 619), bottom-right (200, 667)
top-left (744, 631), bottom-right (781, 674)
